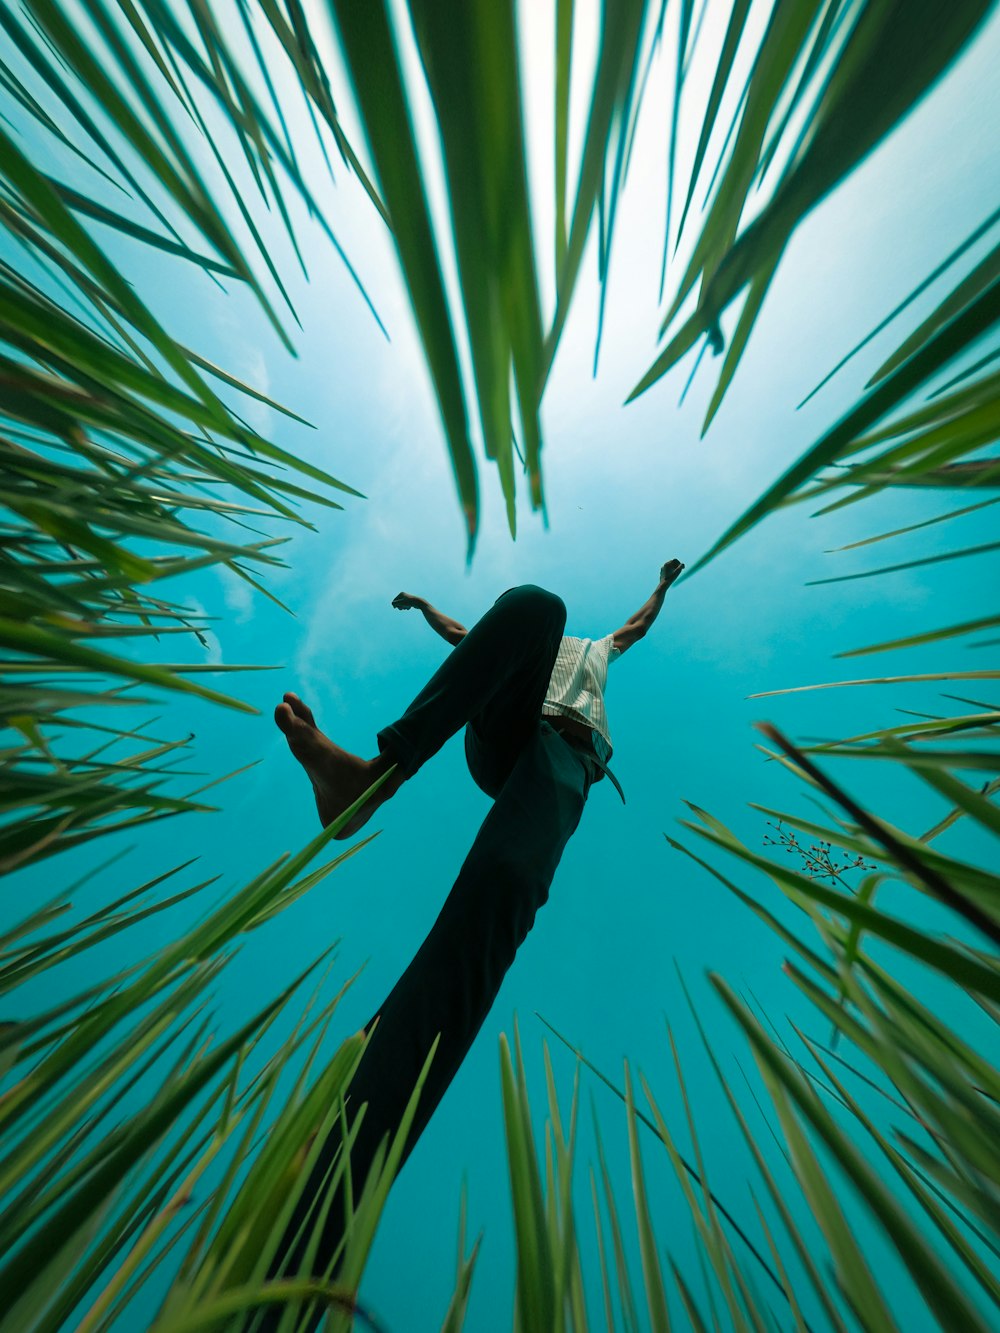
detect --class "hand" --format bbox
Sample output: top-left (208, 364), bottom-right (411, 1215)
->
top-left (659, 558), bottom-right (684, 588)
top-left (392, 592), bottom-right (424, 611)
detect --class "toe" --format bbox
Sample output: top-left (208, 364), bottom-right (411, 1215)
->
top-left (274, 702), bottom-right (296, 735)
top-left (284, 692), bottom-right (318, 728)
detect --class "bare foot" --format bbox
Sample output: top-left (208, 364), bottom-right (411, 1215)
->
top-left (274, 692), bottom-right (403, 838)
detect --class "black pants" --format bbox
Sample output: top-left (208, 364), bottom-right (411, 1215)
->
top-left (260, 586), bottom-right (597, 1322)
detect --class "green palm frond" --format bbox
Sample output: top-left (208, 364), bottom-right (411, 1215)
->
top-left (508, 711), bottom-right (997, 1329)
top-left (1, 0), bottom-right (381, 873)
top-left (631, 2), bottom-right (995, 404)
top-left (0, 797), bottom-right (421, 1333)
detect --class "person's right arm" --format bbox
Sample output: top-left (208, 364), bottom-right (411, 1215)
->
top-left (392, 592), bottom-right (468, 646)
top-left (610, 559), bottom-right (684, 655)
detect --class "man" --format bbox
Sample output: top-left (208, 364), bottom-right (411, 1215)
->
top-left (267, 559), bottom-right (683, 1309)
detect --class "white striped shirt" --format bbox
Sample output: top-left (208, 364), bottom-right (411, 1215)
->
top-left (542, 634), bottom-right (620, 761)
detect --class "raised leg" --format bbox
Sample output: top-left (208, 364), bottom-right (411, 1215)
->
top-left (377, 584), bottom-right (566, 777)
top-left (274, 585), bottom-right (566, 838)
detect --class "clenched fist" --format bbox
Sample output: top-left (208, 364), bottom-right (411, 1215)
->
top-left (659, 559), bottom-right (684, 588)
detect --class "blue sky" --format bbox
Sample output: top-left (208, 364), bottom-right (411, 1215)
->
top-left (5, 2), bottom-right (1000, 1329)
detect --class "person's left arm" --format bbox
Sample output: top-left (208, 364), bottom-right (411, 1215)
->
top-left (611, 559), bottom-right (684, 655)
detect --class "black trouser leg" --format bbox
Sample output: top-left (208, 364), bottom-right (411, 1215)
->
top-left (352, 722), bottom-right (593, 1148)
top-left (376, 584), bottom-right (566, 777)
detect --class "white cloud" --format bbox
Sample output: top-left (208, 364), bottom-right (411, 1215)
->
top-left (221, 569), bottom-right (256, 626)
top-left (184, 597), bottom-right (224, 665)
